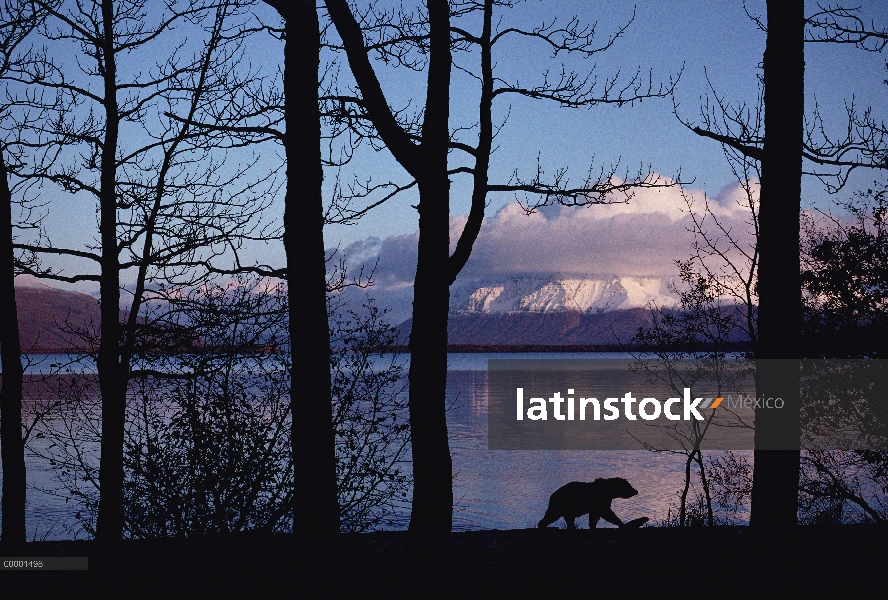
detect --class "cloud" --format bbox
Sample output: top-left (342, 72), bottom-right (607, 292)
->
top-left (335, 178), bottom-right (758, 321)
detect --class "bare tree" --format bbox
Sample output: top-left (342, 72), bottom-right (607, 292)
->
top-left (631, 167), bottom-right (758, 526)
top-left (0, 0), bottom-right (55, 548)
top-left (259, 0), bottom-right (340, 537)
top-left (14, 0), bottom-right (274, 541)
top-left (324, 0), bottom-right (676, 534)
top-left (324, 0), bottom-right (455, 535)
top-left (164, 0), bottom-right (362, 536)
top-left (632, 279), bottom-right (753, 526)
top-left (682, 1), bottom-right (888, 527)
top-left (30, 275), bottom-right (411, 537)
top-left (722, 3), bottom-right (804, 528)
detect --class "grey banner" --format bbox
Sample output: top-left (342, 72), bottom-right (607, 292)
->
top-left (487, 358), bottom-right (888, 451)
top-left (1, 557), bottom-right (88, 570)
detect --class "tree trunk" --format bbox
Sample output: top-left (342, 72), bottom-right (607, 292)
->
top-left (697, 450), bottom-right (714, 526)
top-left (324, 0), bottom-right (459, 534)
top-left (406, 0), bottom-right (453, 535)
top-left (679, 451), bottom-right (693, 526)
top-left (408, 179), bottom-right (454, 534)
top-left (750, 0), bottom-right (804, 528)
top-left (283, 0), bottom-right (339, 535)
top-left (95, 0), bottom-right (125, 542)
top-left (0, 150), bottom-right (26, 547)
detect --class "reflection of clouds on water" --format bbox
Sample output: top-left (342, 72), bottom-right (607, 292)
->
top-left (468, 371), bottom-right (487, 415)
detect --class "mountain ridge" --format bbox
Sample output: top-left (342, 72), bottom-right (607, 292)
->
top-left (450, 274), bottom-right (678, 315)
top-left (12, 279), bottom-right (100, 352)
top-left (399, 307), bottom-right (658, 347)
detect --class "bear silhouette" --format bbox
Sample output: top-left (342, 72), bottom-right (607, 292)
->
top-left (537, 478), bottom-right (641, 529)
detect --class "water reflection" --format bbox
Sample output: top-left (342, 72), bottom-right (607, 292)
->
top-left (445, 370), bottom-right (720, 531)
top-left (5, 355), bottom-right (751, 539)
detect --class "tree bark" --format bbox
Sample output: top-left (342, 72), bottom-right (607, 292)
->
top-left (447, 0), bottom-right (492, 282)
top-left (95, 0), bottom-right (125, 542)
top-left (408, 175), bottom-right (454, 534)
top-left (750, 0), bottom-right (804, 528)
top-left (0, 149), bottom-right (26, 547)
top-left (280, 0), bottom-right (339, 535)
top-left (325, 0), bottom-right (495, 534)
top-left (404, 0), bottom-right (453, 535)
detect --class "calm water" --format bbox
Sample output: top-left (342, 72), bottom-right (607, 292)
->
top-left (2, 353), bottom-right (749, 539)
top-left (444, 367), bottom-right (739, 531)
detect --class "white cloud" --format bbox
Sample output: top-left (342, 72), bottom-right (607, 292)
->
top-left (336, 178), bottom-right (759, 321)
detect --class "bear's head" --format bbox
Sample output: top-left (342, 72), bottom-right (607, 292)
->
top-left (601, 477), bottom-right (638, 499)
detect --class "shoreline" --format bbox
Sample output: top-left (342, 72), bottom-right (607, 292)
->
top-left (17, 342), bottom-right (753, 355)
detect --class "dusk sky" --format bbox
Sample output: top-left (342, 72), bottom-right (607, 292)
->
top-left (332, 0), bottom-right (887, 319)
top-left (324, 0), bottom-right (886, 238)
top-left (25, 0), bottom-right (888, 294)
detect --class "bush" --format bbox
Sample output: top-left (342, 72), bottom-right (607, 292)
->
top-left (33, 279), bottom-right (411, 537)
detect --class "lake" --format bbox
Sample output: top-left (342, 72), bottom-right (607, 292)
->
top-left (1, 353), bottom-right (751, 538)
top-left (438, 353), bottom-right (727, 530)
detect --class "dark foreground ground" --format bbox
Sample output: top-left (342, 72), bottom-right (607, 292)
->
top-left (3, 526), bottom-right (887, 598)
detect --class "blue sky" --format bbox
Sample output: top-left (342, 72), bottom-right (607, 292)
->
top-left (20, 0), bottom-right (888, 293)
top-left (322, 0), bottom-right (887, 250)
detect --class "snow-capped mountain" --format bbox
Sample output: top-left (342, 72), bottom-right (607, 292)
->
top-left (450, 275), bottom-right (677, 315)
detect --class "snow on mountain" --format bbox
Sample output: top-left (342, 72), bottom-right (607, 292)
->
top-left (451, 274), bottom-right (677, 314)
top-left (619, 277), bottom-right (677, 310)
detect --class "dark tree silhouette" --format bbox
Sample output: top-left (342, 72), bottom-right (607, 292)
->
top-left (16, 0), bottom-right (272, 541)
top-left (326, 0), bottom-right (674, 534)
top-left (326, 0), bottom-right (456, 535)
top-left (167, 0), bottom-right (364, 535)
top-left (0, 137), bottom-right (24, 549)
top-left (802, 181), bottom-right (888, 357)
top-left (261, 0), bottom-right (340, 537)
top-left (683, 2), bottom-right (888, 527)
top-left (747, 0), bottom-right (805, 529)
top-left (0, 0), bottom-right (52, 549)
top-left (796, 182), bottom-right (888, 524)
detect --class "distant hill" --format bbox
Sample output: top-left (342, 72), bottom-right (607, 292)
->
top-left (397, 307), bottom-right (657, 347)
top-left (393, 303), bottom-right (755, 348)
top-left (336, 273), bottom-right (682, 326)
top-left (10, 275), bottom-right (749, 352)
top-left (13, 276), bottom-right (100, 352)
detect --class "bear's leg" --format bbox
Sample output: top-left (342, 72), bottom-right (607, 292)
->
top-left (600, 507), bottom-right (623, 527)
top-left (564, 515), bottom-right (577, 530)
top-left (537, 508), bottom-right (560, 528)
top-left (588, 513), bottom-right (601, 529)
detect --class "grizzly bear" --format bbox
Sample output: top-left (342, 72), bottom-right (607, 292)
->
top-left (537, 478), bottom-right (643, 529)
